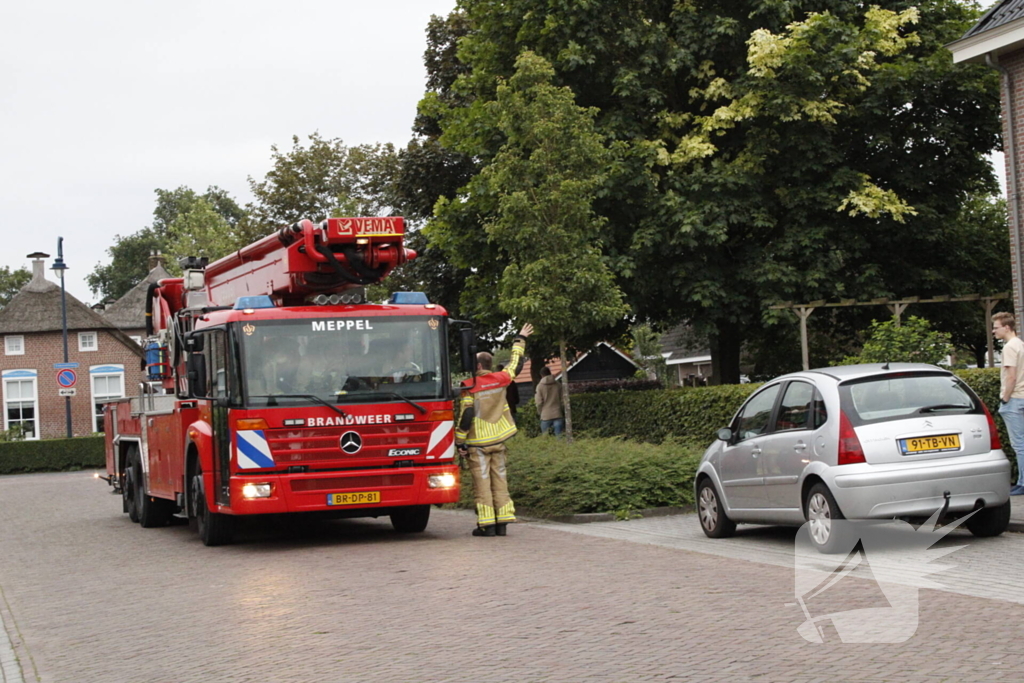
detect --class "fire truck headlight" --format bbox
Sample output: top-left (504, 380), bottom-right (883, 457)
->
top-left (428, 474), bottom-right (457, 489)
top-left (241, 483), bottom-right (272, 499)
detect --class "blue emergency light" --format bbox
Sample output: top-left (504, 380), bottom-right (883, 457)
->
top-left (389, 292), bottom-right (430, 305)
top-left (234, 295), bottom-right (276, 310)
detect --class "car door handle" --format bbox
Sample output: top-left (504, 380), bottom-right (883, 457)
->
top-left (750, 447), bottom-right (762, 456)
top-left (794, 442), bottom-right (807, 451)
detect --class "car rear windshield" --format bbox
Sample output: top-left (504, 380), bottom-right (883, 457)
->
top-left (838, 372), bottom-right (982, 426)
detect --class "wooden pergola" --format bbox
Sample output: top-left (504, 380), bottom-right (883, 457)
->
top-left (769, 293), bottom-right (1008, 371)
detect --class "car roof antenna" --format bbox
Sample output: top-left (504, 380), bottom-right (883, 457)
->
top-left (881, 361), bottom-right (890, 370)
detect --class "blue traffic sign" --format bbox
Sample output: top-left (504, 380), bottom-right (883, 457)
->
top-left (53, 362), bottom-right (79, 369)
top-left (56, 369), bottom-right (77, 388)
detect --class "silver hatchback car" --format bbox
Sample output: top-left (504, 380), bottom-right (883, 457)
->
top-left (695, 363), bottom-right (1012, 552)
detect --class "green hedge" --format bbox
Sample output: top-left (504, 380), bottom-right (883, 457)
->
top-left (519, 368), bottom-right (1012, 454)
top-left (519, 383), bottom-right (760, 445)
top-left (956, 368), bottom-right (1017, 481)
top-left (458, 436), bottom-right (705, 516)
top-left (0, 436), bottom-right (105, 474)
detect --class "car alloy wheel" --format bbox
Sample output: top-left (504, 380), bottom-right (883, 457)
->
top-left (807, 491), bottom-right (832, 546)
top-left (696, 479), bottom-right (736, 538)
top-left (699, 485), bottom-right (719, 532)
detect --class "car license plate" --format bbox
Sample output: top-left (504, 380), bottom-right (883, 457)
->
top-left (326, 491), bottom-right (380, 506)
top-left (899, 434), bottom-right (961, 455)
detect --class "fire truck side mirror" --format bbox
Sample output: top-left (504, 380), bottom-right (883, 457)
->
top-left (459, 328), bottom-right (477, 373)
top-left (185, 333), bottom-right (204, 353)
top-left (186, 353), bottom-right (208, 398)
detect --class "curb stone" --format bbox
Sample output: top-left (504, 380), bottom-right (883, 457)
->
top-left (0, 589), bottom-right (24, 683)
top-left (526, 505), bottom-right (696, 525)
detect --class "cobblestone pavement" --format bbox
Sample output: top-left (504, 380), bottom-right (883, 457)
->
top-left (542, 513), bottom-right (1024, 606)
top-left (2, 472), bottom-right (1023, 683)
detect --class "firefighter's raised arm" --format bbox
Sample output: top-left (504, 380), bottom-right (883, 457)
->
top-left (503, 323), bottom-right (533, 382)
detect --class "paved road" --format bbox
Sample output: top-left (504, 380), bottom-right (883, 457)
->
top-left (1, 472), bottom-right (1023, 683)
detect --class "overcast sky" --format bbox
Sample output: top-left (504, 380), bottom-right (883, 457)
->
top-left (1, 1), bottom-right (1009, 307)
top-left (1, 0), bottom-right (457, 304)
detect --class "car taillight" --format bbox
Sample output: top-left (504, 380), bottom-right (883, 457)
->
top-left (838, 411), bottom-right (866, 465)
top-left (983, 402), bottom-right (1003, 450)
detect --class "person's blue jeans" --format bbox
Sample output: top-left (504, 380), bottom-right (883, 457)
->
top-left (540, 418), bottom-right (565, 437)
top-left (998, 397), bottom-right (1024, 486)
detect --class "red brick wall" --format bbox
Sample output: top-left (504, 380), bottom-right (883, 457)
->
top-left (0, 330), bottom-right (145, 439)
top-left (1000, 49), bottom-right (1024, 313)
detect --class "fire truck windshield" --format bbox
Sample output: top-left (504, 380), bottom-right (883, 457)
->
top-left (239, 316), bottom-right (445, 406)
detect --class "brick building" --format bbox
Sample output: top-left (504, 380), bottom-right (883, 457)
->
top-left (0, 255), bottom-right (145, 440)
top-left (949, 0), bottom-right (1024, 312)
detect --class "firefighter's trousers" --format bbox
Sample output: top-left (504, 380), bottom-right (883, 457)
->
top-left (468, 442), bottom-right (516, 527)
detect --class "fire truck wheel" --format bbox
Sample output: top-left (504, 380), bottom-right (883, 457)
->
top-left (192, 465), bottom-right (234, 546)
top-left (134, 451), bottom-right (174, 528)
top-left (391, 505), bottom-right (430, 533)
top-left (122, 458), bottom-right (140, 524)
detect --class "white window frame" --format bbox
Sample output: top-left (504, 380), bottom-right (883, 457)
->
top-left (4, 336), bottom-right (24, 356)
top-left (78, 331), bottom-right (98, 352)
top-left (2, 369), bottom-right (39, 441)
top-left (90, 364), bottom-right (125, 433)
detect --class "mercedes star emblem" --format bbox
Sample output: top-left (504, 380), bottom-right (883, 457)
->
top-left (339, 431), bottom-right (362, 454)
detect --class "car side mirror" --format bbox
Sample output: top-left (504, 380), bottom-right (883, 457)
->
top-left (717, 428), bottom-right (733, 442)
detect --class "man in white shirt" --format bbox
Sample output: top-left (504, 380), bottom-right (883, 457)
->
top-left (993, 312), bottom-right (1024, 495)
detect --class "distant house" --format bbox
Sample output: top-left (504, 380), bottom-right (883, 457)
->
top-left (0, 255), bottom-right (145, 440)
top-left (659, 325), bottom-right (712, 386)
top-left (512, 343), bottom-right (639, 403)
top-left (948, 1), bottom-right (1024, 312)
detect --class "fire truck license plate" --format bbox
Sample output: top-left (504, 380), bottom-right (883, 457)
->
top-left (327, 491), bottom-right (380, 506)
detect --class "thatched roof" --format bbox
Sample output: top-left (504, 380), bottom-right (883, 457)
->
top-left (0, 262), bottom-right (144, 358)
top-left (101, 263), bottom-right (171, 330)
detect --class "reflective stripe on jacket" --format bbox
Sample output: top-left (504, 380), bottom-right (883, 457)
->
top-left (455, 336), bottom-right (526, 447)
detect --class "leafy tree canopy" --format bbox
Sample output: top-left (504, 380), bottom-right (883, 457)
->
top-left (87, 186), bottom-right (246, 301)
top-left (422, 0), bottom-right (1002, 383)
top-left (0, 266), bottom-right (31, 309)
top-left (247, 133), bottom-right (400, 231)
top-left (433, 51), bottom-right (629, 437)
top-left (839, 316), bottom-right (953, 366)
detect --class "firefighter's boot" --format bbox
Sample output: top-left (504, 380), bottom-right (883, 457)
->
top-left (495, 523), bottom-right (508, 536)
top-left (472, 525), bottom-right (496, 537)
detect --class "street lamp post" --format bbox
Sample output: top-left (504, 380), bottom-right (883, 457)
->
top-left (51, 238), bottom-right (72, 438)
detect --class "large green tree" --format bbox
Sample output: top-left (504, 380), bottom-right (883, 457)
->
top-left (88, 186), bottom-right (246, 301)
top-left (247, 133), bottom-right (401, 230)
top-left (0, 266), bottom-right (31, 309)
top-left (423, 0), bottom-right (1002, 383)
top-left (434, 52), bottom-right (629, 438)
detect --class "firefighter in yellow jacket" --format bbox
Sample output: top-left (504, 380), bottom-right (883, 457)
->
top-left (456, 323), bottom-right (533, 537)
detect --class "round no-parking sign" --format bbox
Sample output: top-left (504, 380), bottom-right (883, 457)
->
top-left (56, 369), bottom-right (77, 388)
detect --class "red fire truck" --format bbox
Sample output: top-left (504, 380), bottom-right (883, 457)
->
top-left (101, 217), bottom-right (472, 545)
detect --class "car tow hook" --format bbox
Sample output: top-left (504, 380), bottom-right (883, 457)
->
top-left (938, 490), bottom-right (951, 520)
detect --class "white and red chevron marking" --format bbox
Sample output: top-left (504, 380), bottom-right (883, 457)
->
top-left (426, 420), bottom-right (455, 459)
